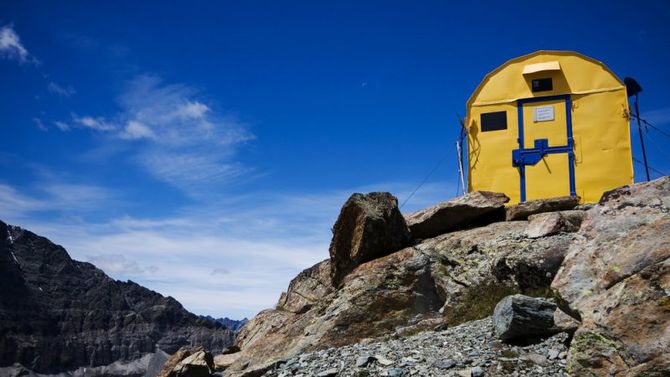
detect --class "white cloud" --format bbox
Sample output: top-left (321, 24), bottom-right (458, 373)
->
top-left (117, 75), bottom-right (254, 147)
top-left (0, 184), bottom-right (45, 217)
top-left (0, 25), bottom-right (36, 64)
top-left (137, 150), bottom-right (248, 192)
top-left (56, 74), bottom-right (255, 195)
top-left (115, 75), bottom-right (254, 194)
top-left (1, 179), bottom-right (455, 319)
top-left (120, 120), bottom-right (155, 140)
top-left (54, 121), bottom-right (71, 131)
top-left (32, 118), bottom-right (47, 131)
top-left (0, 181), bottom-right (116, 220)
top-left (86, 254), bottom-right (145, 275)
top-left (72, 114), bottom-right (116, 131)
top-left (41, 183), bottom-right (116, 211)
top-left (48, 82), bottom-right (76, 97)
top-left (175, 101), bottom-right (209, 119)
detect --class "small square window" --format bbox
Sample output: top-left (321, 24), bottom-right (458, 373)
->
top-left (532, 78), bottom-right (553, 92)
top-left (480, 111), bottom-right (507, 132)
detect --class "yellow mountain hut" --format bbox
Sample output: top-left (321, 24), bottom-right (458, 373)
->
top-left (466, 50), bottom-right (634, 204)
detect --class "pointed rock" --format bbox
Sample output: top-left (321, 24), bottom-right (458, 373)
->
top-left (329, 192), bottom-right (411, 287)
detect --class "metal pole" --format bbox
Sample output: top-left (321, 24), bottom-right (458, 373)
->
top-left (456, 141), bottom-right (466, 195)
top-left (635, 94), bottom-right (650, 181)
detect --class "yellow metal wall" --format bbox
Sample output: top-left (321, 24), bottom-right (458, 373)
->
top-left (466, 51), bottom-right (634, 204)
top-left (571, 91), bottom-right (634, 203)
top-left (468, 103), bottom-right (521, 203)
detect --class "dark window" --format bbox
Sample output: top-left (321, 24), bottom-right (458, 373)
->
top-left (480, 111), bottom-right (507, 132)
top-left (532, 78), bottom-right (553, 92)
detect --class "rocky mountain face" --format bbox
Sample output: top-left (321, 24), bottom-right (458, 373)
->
top-left (200, 317), bottom-right (249, 333)
top-left (216, 177), bottom-right (669, 377)
top-left (0, 221), bottom-right (234, 375)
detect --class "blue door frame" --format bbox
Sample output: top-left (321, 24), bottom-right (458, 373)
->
top-left (512, 94), bottom-right (576, 202)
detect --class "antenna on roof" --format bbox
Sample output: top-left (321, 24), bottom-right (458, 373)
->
top-left (624, 77), bottom-right (649, 181)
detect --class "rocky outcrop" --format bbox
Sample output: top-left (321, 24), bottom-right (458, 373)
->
top-left (551, 177), bottom-right (670, 376)
top-left (493, 295), bottom-right (559, 342)
top-left (173, 178), bottom-right (669, 377)
top-left (329, 192), bottom-right (412, 287)
top-left (228, 194), bottom-right (581, 375)
top-left (506, 196), bottom-right (581, 221)
top-left (277, 259), bottom-right (333, 313)
top-left (405, 191), bottom-right (509, 240)
top-left (0, 220), bottom-right (234, 375)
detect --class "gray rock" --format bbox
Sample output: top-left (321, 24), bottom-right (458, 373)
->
top-left (375, 354), bottom-right (395, 366)
top-left (471, 366), bottom-right (485, 377)
top-left (433, 359), bottom-right (456, 369)
top-left (276, 260), bottom-right (333, 313)
top-left (524, 210), bottom-right (585, 238)
top-left (547, 349), bottom-right (560, 360)
top-left (552, 177), bottom-right (670, 375)
top-left (552, 309), bottom-right (579, 333)
top-left (329, 192), bottom-right (412, 287)
top-left (405, 191), bottom-right (509, 240)
top-left (384, 367), bottom-right (408, 377)
top-left (493, 295), bottom-right (558, 342)
top-left (355, 355), bottom-right (373, 367)
top-left (159, 347), bottom-right (214, 377)
top-left (505, 196), bottom-right (581, 221)
top-left (316, 368), bottom-right (339, 377)
top-left (524, 353), bottom-right (547, 366)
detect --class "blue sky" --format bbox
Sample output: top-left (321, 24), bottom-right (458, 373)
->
top-left (1, 1), bottom-right (669, 318)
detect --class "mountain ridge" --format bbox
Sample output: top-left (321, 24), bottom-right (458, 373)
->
top-left (0, 220), bottom-right (234, 375)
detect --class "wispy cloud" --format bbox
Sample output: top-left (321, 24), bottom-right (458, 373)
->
top-left (119, 121), bottom-right (155, 140)
top-left (57, 74), bottom-right (255, 195)
top-left (0, 180), bottom-right (116, 220)
top-left (0, 25), bottom-right (37, 64)
top-left (48, 82), bottom-right (76, 97)
top-left (0, 184), bottom-right (45, 217)
top-left (54, 121), bottom-right (71, 131)
top-left (72, 114), bottom-right (116, 131)
top-left (1, 179), bottom-right (454, 319)
top-left (32, 118), bottom-right (48, 131)
top-left (645, 106), bottom-right (670, 126)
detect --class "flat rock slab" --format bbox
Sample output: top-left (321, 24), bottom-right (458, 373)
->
top-left (506, 196), bottom-right (581, 221)
top-left (525, 210), bottom-right (585, 238)
top-left (405, 191), bottom-right (509, 240)
top-left (329, 192), bottom-right (411, 287)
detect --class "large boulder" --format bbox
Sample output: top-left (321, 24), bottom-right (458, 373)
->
top-left (493, 294), bottom-right (559, 342)
top-left (329, 192), bottom-right (412, 287)
top-left (551, 177), bottom-right (670, 376)
top-left (506, 196), bottom-right (581, 221)
top-left (404, 191), bottom-right (509, 240)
